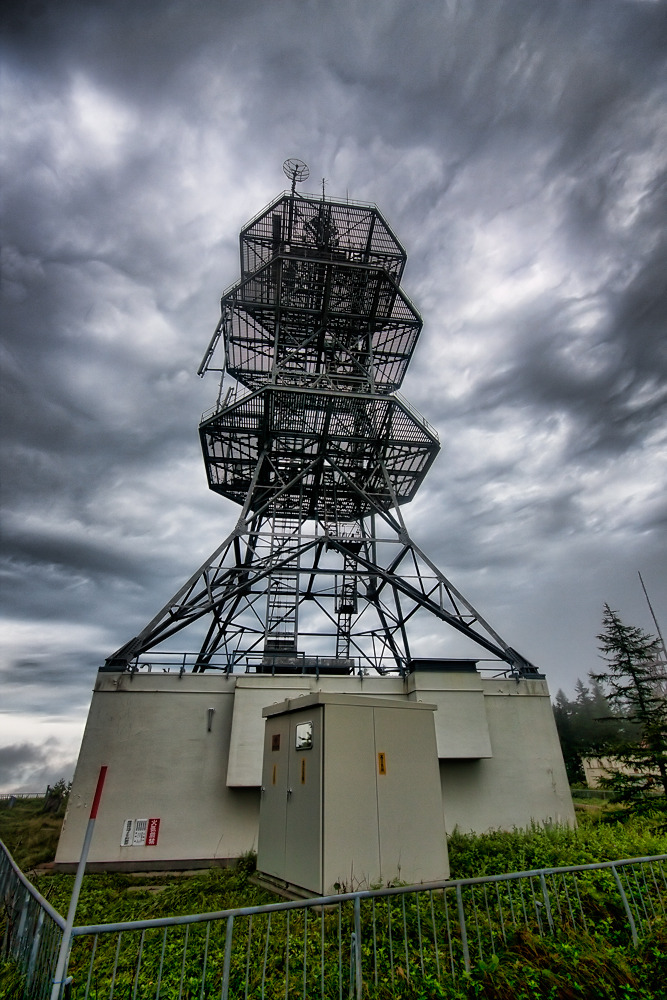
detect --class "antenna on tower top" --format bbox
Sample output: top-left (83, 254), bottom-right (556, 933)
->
top-left (283, 158), bottom-right (309, 195)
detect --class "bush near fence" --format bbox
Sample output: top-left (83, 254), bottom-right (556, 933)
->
top-left (3, 816), bottom-right (667, 999)
top-left (3, 843), bottom-right (667, 998)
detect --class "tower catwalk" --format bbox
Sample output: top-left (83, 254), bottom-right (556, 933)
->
top-left (108, 161), bottom-right (539, 678)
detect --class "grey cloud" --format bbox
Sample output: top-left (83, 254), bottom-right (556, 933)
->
top-left (467, 265), bottom-right (667, 460)
top-left (0, 742), bottom-right (44, 770)
top-left (0, 741), bottom-right (77, 792)
top-left (3, 653), bottom-right (98, 693)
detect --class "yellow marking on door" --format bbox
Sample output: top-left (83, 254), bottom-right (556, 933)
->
top-left (378, 752), bottom-right (387, 775)
top-left (272, 764), bottom-right (277, 785)
top-left (301, 757), bottom-right (306, 784)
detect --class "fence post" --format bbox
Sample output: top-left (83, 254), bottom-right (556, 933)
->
top-left (353, 895), bottom-right (362, 999)
top-left (26, 908), bottom-right (45, 988)
top-left (612, 864), bottom-right (639, 948)
top-left (539, 874), bottom-right (555, 934)
top-left (16, 889), bottom-right (30, 942)
top-left (221, 915), bottom-right (234, 1000)
top-left (456, 885), bottom-right (470, 974)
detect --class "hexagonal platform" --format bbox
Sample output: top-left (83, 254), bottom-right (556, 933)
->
top-left (200, 385), bottom-right (439, 519)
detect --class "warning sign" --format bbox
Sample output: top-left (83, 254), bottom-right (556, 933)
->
top-left (146, 817), bottom-right (161, 846)
top-left (120, 817), bottom-right (160, 847)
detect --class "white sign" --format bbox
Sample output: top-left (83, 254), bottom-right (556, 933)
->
top-left (133, 818), bottom-right (148, 846)
top-left (121, 816), bottom-right (161, 847)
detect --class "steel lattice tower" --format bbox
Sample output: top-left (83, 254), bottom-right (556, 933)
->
top-left (108, 162), bottom-right (539, 678)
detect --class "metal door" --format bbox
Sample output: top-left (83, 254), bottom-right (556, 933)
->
top-left (284, 707), bottom-right (323, 891)
top-left (257, 716), bottom-right (289, 879)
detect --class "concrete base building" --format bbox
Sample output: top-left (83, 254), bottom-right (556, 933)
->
top-left (55, 663), bottom-right (574, 876)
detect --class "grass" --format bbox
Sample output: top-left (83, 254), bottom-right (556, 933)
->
top-left (447, 813), bottom-right (667, 879)
top-left (0, 960), bottom-right (27, 1000)
top-left (450, 922), bottom-right (667, 1000)
top-left (0, 795), bottom-right (67, 871)
top-left (27, 856), bottom-right (667, 1000)
top-left (2, 797), bottom-right (667, 998)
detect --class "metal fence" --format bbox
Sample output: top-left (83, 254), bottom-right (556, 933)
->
top-left (2, 841), bottom-right (665, 1000)
top-left (0, 841), bottom-right (66, 999)
top-left (0, 792), bottom-right (46, 802)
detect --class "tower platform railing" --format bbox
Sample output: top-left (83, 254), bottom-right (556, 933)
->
top-left (100, 649), bottom-right (525, 680)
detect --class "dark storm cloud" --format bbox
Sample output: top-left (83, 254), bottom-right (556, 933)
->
top-left (0, 743), bottom-right (43, 771)
top-left (1, 0), bottom-right (666, 789)
top-left (466, 267), bottom-right (667, 459)
top-left (0, 741), bottom-right (78, 792)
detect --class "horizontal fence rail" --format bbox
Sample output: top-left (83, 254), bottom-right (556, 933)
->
top-left (2, 842), bottom-right (665, 999)
top-left (0, 793), bottom-right (47, 802)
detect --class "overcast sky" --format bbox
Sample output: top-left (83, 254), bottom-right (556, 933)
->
top-left (1, 0), bottom-right (666, 792)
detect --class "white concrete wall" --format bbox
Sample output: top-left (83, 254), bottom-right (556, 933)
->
top-left (439, 679), bottom-right (575, 833)
top-left (406, 670), bottom-right (492, 758)
top-left (227, 674), bottom-right (405, 786)
top-left (56, 669), bottom-right (575, 869)
top-left (55, 672), bottom-right (258, 869)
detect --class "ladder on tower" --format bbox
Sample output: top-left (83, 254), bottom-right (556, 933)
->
top-left (336, 541), bottom-right (362, 660)
top-left (264, 515), bottom-right (301, 658)
top-left (320, 466), bottom-right (362, 660)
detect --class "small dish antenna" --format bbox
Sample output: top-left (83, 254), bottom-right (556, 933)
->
top-left (283, 158), bottom-right (310, 194)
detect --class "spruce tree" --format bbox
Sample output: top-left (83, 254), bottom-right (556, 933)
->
top-left (552, 677), bottom-right (629, 784)
top-left (591, 604), bottom-right (667, 814)
top-left (553, 688), bottom-right (584, 783)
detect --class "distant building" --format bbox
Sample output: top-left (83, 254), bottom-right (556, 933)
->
top-left (582, 756), bottom-right (665, 792)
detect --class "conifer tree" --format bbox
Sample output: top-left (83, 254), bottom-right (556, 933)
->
top-left (552, 677), bottom-right (629, 784)
top-left (553, 688), bottom-right (584, 783)
top-left (591, 604), bottom-right (667, 814)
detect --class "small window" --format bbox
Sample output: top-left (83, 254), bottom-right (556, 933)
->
top-left (295, 721), bottom-right (313, 750)
top-left (271, 733), bottom-right (281, 751)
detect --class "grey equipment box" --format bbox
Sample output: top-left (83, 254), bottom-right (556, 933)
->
top-left (256, 692), bottom-right (449, 897)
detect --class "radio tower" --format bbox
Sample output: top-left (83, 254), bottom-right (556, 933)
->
top-left (108, 161), bottom-right (538, 677)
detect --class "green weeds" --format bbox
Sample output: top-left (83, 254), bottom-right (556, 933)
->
top-left (447, 812), bottom-right (667, 880)
top-left (3, 804), bottom-right (666, 998)
top-left (0, 796), bottom-right (66, 870)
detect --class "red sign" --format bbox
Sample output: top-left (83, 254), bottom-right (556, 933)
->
top-left (146, 817), bottom-right (160, 846)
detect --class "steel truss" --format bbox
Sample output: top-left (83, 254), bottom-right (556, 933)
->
top-left (108, 459), bottom-right (536, 676)
top-left (107, 171), bottom-right (539, 678)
